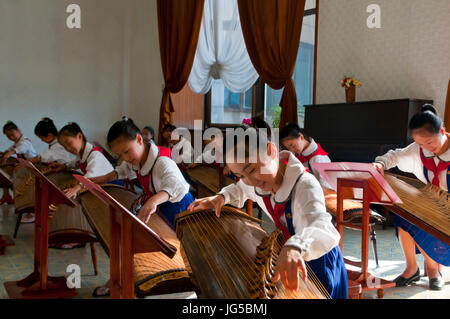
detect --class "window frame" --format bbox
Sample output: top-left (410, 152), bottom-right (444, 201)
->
top-left (205, 0), bottom-right (319, 128)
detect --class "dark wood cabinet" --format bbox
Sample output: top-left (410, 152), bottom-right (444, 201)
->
top-left (304, 99), bottom-right (433, 163)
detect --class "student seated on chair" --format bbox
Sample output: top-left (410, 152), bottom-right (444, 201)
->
top-left (1, 121), bottom-right (38, 222)
top-left (373, 104), bottom-right (449, 291)
top-left (188, 124), bottom-right (348, 299)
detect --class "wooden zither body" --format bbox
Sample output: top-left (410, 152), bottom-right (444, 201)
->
top-left (383, 173), bottom-right (450, 244)
top-left (13, 166), bottom-right (96, 245)
top-left (175, 207), bottom-right (329, 299)
top-left (78, 184), bottom-right (194, 297)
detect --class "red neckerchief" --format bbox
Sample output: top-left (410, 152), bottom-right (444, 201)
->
top-left (78, 146), bottom-right (101, 174)
top-left (419, 148), bottom-right (450, 187)
top-left (262, 196), bottom-right (292, 242)
top-left (295, 142), bottom-right (329, 163)
top-left (135, 145), bottom-right (171, 199)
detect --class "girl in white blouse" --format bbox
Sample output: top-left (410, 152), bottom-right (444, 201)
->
top-left (373, 104), bottom-right (448, 290)
top-left (90, 118), bottom-right (193, 228)
top-left (56, 122), bottom-right (116, 199)
top-left (1, 121), bottom-right (38, 209)
top-left (280, 123), bottom-right (332, 189)
top-left (188, 125), bottom-right (348, 299)
top-left (28, 118), bottom-right (75, 164)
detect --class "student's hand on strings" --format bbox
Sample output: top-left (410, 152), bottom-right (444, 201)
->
top-left (1, 151), bottom-right (13, 165)
top-left (222, 166), bottom-right (230, 176)
top-left (63, 185), bottom-right (82, 200)
top-left (372, 162), bottom-right (385, 176)
top-left (188, 195), bottom-right (225, 217)
top-left (271, 246), bottom-right (307, 291)
top-left (48, 162), bottom-right (65, 171)
top-left (137, 199), bottom-right (158, 224)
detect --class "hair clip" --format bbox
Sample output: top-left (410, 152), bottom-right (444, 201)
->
top-left (242, 118), bottom-right (252, 125)
top-left (122, 116), bottom-right (129, 121)
top-left (6, 120), bottom-right (13, 124)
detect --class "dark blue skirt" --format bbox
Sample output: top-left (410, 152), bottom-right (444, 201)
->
top-left (394, 215), bottom-right (450, 266)
top-left (108, 179), bottom-right (125, 187)
top-left (158, 192), bottom-right (194, 229)
top-left (306, 245), bottom-right (348, 299)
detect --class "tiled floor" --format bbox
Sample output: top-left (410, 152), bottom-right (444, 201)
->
top-left (0, 203), bottom-right (448, 299)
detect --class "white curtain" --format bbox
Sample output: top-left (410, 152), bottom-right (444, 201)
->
top-left (188, 0), bottom-right (258, 94)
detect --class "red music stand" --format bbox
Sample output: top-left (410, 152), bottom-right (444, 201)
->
top-left (4, 159), bottom-right (78, 299)
top-left (312, 162), bottom-right (401, 298)
top-left (0, 167), bottom-right (15, 255)
top-left (74, 175), bottom-right (177, 299)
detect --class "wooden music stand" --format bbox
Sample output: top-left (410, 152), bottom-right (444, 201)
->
top-left (74, 175), bottom-right (177, 299)
top-left (4, 159), bottom-right (78, 299)
top-left (312, 162), bottom-right (401, 298)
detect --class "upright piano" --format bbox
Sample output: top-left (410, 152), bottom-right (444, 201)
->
top-left (304, 99), bottom-right (433, 163)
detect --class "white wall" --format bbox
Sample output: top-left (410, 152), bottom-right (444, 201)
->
top-left (126, 0), bottom-right (164, 136)
top-left (0, 0), bottom-right (163, 154)
top-left (316, 0), bottom-right (450, 117)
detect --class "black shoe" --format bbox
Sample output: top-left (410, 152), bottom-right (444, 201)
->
top-left (429, 273), bottom-right (444, 291)
top-left (394, 268), bottom-right (420, 287)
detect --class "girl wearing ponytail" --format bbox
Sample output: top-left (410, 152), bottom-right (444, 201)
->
top-left (373, 104), bottom-right (449, 290)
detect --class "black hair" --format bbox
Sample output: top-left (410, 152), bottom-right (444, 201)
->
top-left (59, 122), bottom-right (87, 142)
top-left (279, 123), bottom-right (311, 143)
top-left (142, 126), bottom-right (155, 137)
top-left (409, 104), bottom-right (443, 135)
top-left (250, 117), bottom-right (272, 140)
top-left (107, 117), bottom-right (143, 146)
top-left (3, 121), bottom-right (18, 134)
top-left (162, 123), bottom-right (177, 133)
top-left (34, 117), bottom-right (58, 137)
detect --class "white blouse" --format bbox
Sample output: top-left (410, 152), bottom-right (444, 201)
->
top-left (40, 140), bottom-right (75, 164)
top-left (298, 138), bottom-right (332, 189)
top-left (374, 141), bottom-right (450, 192)
top-left (8, 136), bottom-right (38, 159)
top-left (218, 151), bottom-right (341, 261)
top-left (115, 142), bottom-right (190, 203)
top-left (66, 142), bottom-right (114, 178)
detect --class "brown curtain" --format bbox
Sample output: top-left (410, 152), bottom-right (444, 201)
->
top-left (444, 77), bottom-right (450, 130)
top-left (238, 0), bottom-right (306, 128)
top-left (157, 0), bottom-right (205, 145)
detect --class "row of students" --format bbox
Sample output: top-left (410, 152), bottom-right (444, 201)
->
top-left (159, 117), bottom-right (348, 298)
top-left (187, 104), bottom-right (448, 295)
top-left (3, 104), bottom-right (446, 296)
top-left (187, 122), bottom-right (348, 298)
top-left (82, 117), bottom-right (346, 298)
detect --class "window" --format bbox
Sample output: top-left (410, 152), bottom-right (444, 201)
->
top-left (265, 0), bottom-right (317, 128)
top-left (209, 80), bottom-right (253, 125)
top-left (207, 0), bottom-right (318, 128)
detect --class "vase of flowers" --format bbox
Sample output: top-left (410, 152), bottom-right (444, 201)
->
top-left (340, 76), bottom-right (361, 103)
